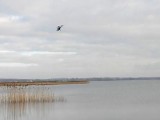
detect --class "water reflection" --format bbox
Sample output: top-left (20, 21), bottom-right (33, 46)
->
top-left (1, 101), bottom-right (55, 120)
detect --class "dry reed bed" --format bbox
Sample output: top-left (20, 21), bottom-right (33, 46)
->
top-left (0, 80), bottom-right (88, 103)
top-left (0, 93), bottom-right (65, 103)
top-left (0, 86), bottom-right (65, 103)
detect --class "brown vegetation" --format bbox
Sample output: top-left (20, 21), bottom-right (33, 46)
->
top-left (0, 80), bottom-right (88, 104)
top-left (0, 92), bottom-right (65, 103)
top-left (0, 80), bottom-right (89, 86)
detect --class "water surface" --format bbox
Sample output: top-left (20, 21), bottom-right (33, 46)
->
top-left (0, 80), bottom-right (160, 120)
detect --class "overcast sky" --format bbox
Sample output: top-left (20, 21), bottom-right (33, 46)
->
top-left (0, 0), bottom-right (160, 79)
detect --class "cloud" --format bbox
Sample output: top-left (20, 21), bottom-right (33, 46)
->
top-left (0, 0), bottom-right (160, 78)
top-left (0, 50), bottom-right (15, 53)
top-left (0, 14), bottom-right (24, 23)
top-left (20, 51), bottom-right (77, 56)
top-left (0, 50), bottom-right (77, 56)
top-left (0, 63), bottom-right (38, 67)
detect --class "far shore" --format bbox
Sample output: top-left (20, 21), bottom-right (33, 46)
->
top-left (0, 80), bottom-right (89, 86)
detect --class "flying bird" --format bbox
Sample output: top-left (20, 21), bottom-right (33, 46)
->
top-left (57, 25), bottom-right (63, 31)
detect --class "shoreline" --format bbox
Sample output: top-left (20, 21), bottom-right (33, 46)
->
top-left (0, 80), bottom-right (89, 86)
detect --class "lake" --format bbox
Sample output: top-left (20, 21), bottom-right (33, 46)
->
top-left (0, 80), bottom-right (160, 120)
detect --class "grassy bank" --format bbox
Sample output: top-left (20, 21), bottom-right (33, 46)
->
top-left (0, 80), bottom-right (89, 86)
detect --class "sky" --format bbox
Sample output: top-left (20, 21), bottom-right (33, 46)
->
top-left (0, 0), bottom-right (160, 79)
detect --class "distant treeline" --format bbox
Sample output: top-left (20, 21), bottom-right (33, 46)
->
top-left (0, 77), bottom-right (160, 82)
top-left (84, 77), bottom-right (160, 81)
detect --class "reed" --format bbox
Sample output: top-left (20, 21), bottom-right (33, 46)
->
top-left (0, 86), bottom-right (65, 103)
top-left (0, 93), bottom-right (54, 103)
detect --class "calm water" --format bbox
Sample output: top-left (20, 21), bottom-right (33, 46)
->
top-left (0, 80), bottom-right (160, 120)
